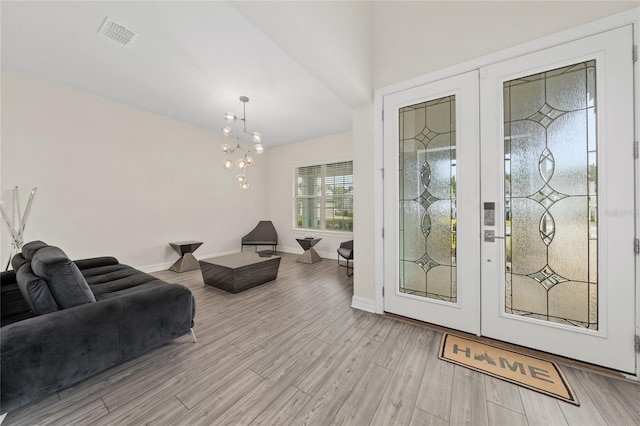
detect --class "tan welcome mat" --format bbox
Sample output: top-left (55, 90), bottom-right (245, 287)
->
top-left (439, 333), bottom-right (579, 406)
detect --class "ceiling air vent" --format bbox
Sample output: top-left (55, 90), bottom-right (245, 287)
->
top-left (98, 17), bottom-right (137, 47)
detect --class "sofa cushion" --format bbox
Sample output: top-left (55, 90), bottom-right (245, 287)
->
top-left (16, 263), bottom-right (59, 315)
top-left (90, 272), bottom-right (163, 297)
top-left (21, 241), bottom-right (49, 260)
top-left (1, 270), bottom-right (35, 326)
top-left (31, 247), bottom-right (96, 309)
top-left (73, 257), bottom-right (119, 271)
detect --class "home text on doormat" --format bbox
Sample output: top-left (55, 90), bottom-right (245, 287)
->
top-left (439, 333), bottom-right (579, 405)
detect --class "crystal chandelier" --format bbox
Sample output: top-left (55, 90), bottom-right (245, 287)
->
top-left (221, 95), bottom-right (264, 190)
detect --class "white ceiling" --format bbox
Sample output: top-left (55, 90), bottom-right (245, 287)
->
top-left (2, 1), bottom-right (637, 149)
top-left (0, 1), bottom-right (355, 147)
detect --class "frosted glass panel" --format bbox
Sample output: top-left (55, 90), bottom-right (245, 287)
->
top-left (509, 120), bottom-right (546, 197)
top-left (399, 96), bottom-right (457, 302)
top-left (400, 201), bottom-right (426, 260)
top-left (509, 78), bottom-right (544, 120)
top-left (504, 60), bottom-right (597, 329)
top-left (547, 111), bottom-right (588, 195)
top-left (401, 139), bottom-right (426, 200)
top-left (509, 198), bottom-right (546, 275)
top-left (425, 143), bottom-right (454, 199)
top-left (428, 200), bottom-right (455, 264)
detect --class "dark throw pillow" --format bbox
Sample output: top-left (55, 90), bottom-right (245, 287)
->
top-left (31, 246), bottom-right (96, 309)
top-left (16, 263), bottom-right (59, 315)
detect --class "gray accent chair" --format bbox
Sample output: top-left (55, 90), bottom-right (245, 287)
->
top-left (241, 221), bottom-right (278, 254)
top-left (337, 240), bottom-right (353, 276)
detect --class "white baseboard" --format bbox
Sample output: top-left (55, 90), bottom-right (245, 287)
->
top-left (275, 245), bottom-right (337, 261)
top-left (274, 245), bottom-right (301, 256)
top-left (136, 246), bottom-right (340, 273)
top-left (137, 261), bottom-right (175, 274)
top-left (351, 295), bottom-right (376, 313)
top-left (136, 249), bottom-right (240, 273)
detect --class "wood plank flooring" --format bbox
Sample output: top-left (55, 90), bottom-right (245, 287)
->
top-left (5, 253), bottom-right (640, 425)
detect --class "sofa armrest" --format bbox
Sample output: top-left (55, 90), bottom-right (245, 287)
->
top-left (0, 283), bottom-right (195, 413)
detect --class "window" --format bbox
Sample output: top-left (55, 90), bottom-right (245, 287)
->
top-left (295, 161), bottom-right (353, 231)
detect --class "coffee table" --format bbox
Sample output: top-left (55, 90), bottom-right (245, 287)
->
top-left (199, 252), bottom-right (281, 293)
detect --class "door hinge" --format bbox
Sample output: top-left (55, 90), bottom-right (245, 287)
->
top-left (634, 239), bottom-right (639, 255)
top-left (382, 227), bottom-right (385, 238)
top-left (382, 287), bottom-right (385, 297)
top-left (382, 110), bottom-right (385, 121)
top-left (634, 141), bottom-right (639, 158)
top-left (633, 45), bottom-right (638, 63)
top-left (635, 335), bottom-right (640, 353)
top-left (381, 168), bottom-right (384, 179)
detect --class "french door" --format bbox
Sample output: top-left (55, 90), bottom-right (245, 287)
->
top-left (383, 26), bottom-right (636, 373)
top-left (383, 71), bottom-right (481, 334)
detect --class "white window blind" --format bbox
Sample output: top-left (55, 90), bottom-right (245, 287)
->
top-left (295, 161), bottom-right (353, 231)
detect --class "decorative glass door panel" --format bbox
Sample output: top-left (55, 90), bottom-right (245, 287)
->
top-left (480, 26), bottom-right (635, 372)
top-left (384, 71), bottom-right (480, 334)
top-left (399, 96), bottom-right (457, 302)
top-left (504, 61), bottom-right (598, 329)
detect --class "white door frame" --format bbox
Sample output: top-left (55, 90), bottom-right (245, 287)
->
top-left (382, 71), bottom-right (480, 334)
top-left (372, 8), bottom-right (640, 379)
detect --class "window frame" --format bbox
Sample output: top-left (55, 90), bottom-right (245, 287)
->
top-left (293, 160), bottom-right (353, 233)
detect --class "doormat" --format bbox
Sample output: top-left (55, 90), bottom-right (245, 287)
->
top-left (438, 334), bottom-right (579, 406)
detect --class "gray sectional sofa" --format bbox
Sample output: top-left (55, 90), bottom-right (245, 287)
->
top-left (0, 241), bottom-right (196, 413)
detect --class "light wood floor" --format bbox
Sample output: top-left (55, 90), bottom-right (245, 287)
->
top-left (5, 253), bottom-right (640, 426)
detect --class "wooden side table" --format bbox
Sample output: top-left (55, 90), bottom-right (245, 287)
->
top-left (296, 238), bottom-right (322, 264)
top-left (169, 240), bottom-right (203, 272)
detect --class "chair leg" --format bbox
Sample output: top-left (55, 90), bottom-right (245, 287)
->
top-left (189, 328), bottom-right (198, 343)
top-left (338, 255), bottom-right (353, 276)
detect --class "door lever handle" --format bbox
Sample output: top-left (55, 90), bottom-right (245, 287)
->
top-left (484, 230), bottom-right (505, 242)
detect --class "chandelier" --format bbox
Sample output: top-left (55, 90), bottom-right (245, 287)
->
top-left (221, 95), bottom-right (264, 190)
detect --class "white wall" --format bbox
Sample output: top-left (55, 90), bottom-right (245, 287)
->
top-left (372, 1), bottom-right (638, 88)
top-left (265, 131), bottom-right (353, 259)
top-left (351, 103), bottom-right (377, 312)
top-left (1, 68), bottom-right (268, 270)
top-left (234, 0), bottom-right (374, 108)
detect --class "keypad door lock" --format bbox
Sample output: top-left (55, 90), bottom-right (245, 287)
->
top-left (484, 202), bottom-right (496, 226)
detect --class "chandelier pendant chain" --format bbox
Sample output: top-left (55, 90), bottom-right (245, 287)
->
top-left (220, 95), bottom-right (265, 190)
top-left (240, 95), bottom-right (249, 133)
